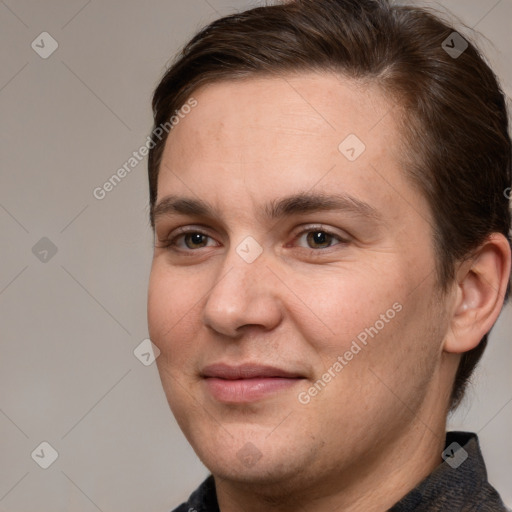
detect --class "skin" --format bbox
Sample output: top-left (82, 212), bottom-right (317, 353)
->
top-left (147, 72), bottom-right (510, 512)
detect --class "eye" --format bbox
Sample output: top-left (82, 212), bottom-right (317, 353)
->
top-left (156, 225), bottom-right (348, 254)
top-left (157, 229), bottom-right (218, 251)
top-left (294, 227), bottom-right (348, 250)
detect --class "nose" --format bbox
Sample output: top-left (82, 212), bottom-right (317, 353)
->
top-left (202, 245), bottom-right (283, 338)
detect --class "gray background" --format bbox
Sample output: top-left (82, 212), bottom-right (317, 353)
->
top-left (0, 0), bottom-right (510, 510)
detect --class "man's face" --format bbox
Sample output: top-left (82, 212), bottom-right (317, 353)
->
top-left (148, 72), bottom-right (452, 490)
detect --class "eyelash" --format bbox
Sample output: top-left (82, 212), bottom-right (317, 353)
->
top-left (156, 226), bottom-right (349, 253)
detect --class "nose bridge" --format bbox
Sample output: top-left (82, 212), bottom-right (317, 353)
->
top-left (208, 237), bottom-right (270, 308)
top-left (202, 238), bottom-right (282, 336)
top-left (214, 232), bottom-right (269, 294)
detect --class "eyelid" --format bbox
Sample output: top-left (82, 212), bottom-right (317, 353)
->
top-left (155, 225), bottom-right (219, 249)
top-left (158, 224), bottom-right (214, 240)
top-left (290, 224), bottom-right (350, 245)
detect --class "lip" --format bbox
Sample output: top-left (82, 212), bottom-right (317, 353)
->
top-left (201, 363), bottom-right (305, 403)
top-left (201, 363), bottom-right (304, 380)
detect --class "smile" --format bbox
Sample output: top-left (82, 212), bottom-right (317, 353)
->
top-left (201, 363), bottom-right (306, 403)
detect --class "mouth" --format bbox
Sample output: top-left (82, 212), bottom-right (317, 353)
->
top-left (201, 363), bottom-right (306, 403)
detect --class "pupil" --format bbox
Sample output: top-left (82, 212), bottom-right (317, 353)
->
top-left (187, 233), bottom-right (206, 248)
top-left (309, 231), bottom-right (330, 248)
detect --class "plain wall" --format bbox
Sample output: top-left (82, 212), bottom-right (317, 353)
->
top-left (0, 0), bottom-right (510, 510)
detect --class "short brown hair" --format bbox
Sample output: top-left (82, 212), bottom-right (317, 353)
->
top-left (148, 0), bottom-right (511, 410)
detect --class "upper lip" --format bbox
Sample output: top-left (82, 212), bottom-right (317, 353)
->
top-left (201, 363), bottom-right (304, 380)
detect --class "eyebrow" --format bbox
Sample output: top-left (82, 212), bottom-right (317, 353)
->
top-left (151, 191), bottom-right (382, 226)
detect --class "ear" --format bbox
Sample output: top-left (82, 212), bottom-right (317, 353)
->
top-left (444, 233), bottom-right (511, 354)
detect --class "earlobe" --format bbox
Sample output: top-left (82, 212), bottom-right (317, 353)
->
top-left (444, 233), bottom-right (511, 355)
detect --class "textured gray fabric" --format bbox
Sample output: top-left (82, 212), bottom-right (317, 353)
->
top-left (390, 432), bottom-right (508, 512)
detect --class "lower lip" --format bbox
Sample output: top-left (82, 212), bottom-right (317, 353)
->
top-left (204, 377), bottom-right (302, 403)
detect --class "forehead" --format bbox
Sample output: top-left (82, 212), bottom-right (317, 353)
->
top-left (156, 71), bottom-right (426, 229)
top-left (168, 71), bottom-right (393, 158)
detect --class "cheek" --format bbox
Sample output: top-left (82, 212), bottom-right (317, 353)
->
top-left (287, 263), bottom-right (403, 352)
top-left (147, 269), bottom-right (170, 343)
top-left (147, 265), bottom-right (197, 359)
top-left (295, 288), bottom-right (440, 440)
top-left (289, 258), bottom-right (440, 403)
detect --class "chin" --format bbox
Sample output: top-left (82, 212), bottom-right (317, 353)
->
top-left (192, 429), bottom-right (309, 481)
top-left (206, 454), bottom-right (300, 485)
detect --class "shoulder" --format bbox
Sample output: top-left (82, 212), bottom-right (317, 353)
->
top-left (169, 505), bottom-right (194, 512)
top-left (168, 475), bottom-right (219, 512)
top-left (390, 431), bottom-right (509, 511)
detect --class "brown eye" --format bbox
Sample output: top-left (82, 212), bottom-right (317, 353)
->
top-left (295, 229), bottom-right (346, 250)
top-left (157, 229), bottom-right (218, 251)
top-left (183, 233), bottom-right (209, 249)
top-left (306, 231), bottom-right (335, 249)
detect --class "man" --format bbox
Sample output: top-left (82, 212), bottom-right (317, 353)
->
top-left (146, 0), bottom-right (511, 510)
